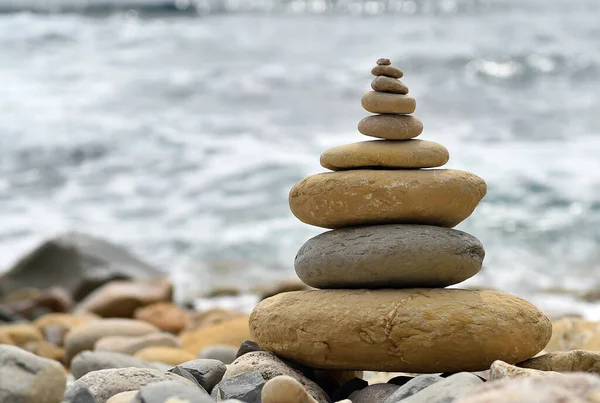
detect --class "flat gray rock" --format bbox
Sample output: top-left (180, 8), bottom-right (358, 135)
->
top-left (169, 359), bottom-right (226, 393)
top-left (131, 380), bottom-right (211, 403)
top-left (64, 368), bottom-right (197, 403)
top-left (391, 373), bottom-right (483, 403)
top-left (383, 374), bottom-right (443, 402)
top-left (218, 372), bottom-right (265, 403)
top-left (71, 351), bottom-right (154, 379)
top-left (295, 224), bottom-right (484, 289)
top-left (0, 344), bottom-right (67, 403)
top-left (349, 383), bottom-right (399, 402)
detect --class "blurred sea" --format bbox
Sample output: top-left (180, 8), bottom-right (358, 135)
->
top-left (1, 0), bottom-right (600, 316)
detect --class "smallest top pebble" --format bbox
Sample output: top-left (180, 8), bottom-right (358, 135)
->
top-left (377, 58), bottom-right (391, 66)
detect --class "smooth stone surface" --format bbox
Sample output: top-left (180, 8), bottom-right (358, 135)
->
top-left (197, 344), bottom-right (238, 364)
top-left (75, 279), bottom-right (172, 318)
top-left (349, 383), bottom-right (399, 402)
top-left (180, 316), bottom-right (250, 355)
top-left (63, 385), bottom-right (99, 403)
top-left (361, 92), bottom-right (415, 114)
top-left (489, 360), bottom-right (558, 380)
top-left (0, 323), bottom-right (43, 346)
top-left (518, 350), bottom-right (600, 373)
top-left (0, 344), bottom-right (67, 403)
top-left (371, 76), bottom-right (408, 94)
top-left (455, 373), bottom-right (600, 403)
top-left (169, 359), bottom-right (227, 393)
top-left (22, 339), bottom-right (65, 362)
top-left (376, 58), bottom-right (391, 65)
top-left (383, 374), bottom-right (443, 402)
top-left (396, 373), bottom-right (483, 403)
top-left (65, 319), bottom-right (158, 365)
top-left (94, 332), bottom-right (181, 355)
top-left (71, 351), bottom-right (154, 379)
top-left (0, 231), bottom-right (161, 301)
top-left (34, 313), bottom-right (98, 346)
top-left (289, 170), bottom-right (487, 229)
top-left (106, 391), bottom-right (138, 403)
top-left (65, 368), bottom-right (196, 403)
top-left (358, 115), bottom-right (423, 140)
top-left (262, 375), bottom-right (317, 403)
top-left (131, 380), bottom-right (211, 403)
top-left (221, 351), bottom-right (329, 403)
top-left (185, 308), bottom-right (246, 332)
top-left (218, 372), bottom-right (265, 403)
top-left (250, 289), bottom-right (552, 372)
top-left (545, 317), bottom-right (600, 352)
top-left (134, 302), bottom-right (188, 334)
top-left (371, 65), bottom-right (403, 78)
top-left (134, 347), bottom-right (196, 366)
top-left (295, 224), bottom-right (484, 289)
top-left (320, 140), bottom-right (449, 171)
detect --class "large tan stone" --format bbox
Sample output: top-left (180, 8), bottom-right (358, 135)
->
top-left (518, 350), bottom-right (600, 373)
top-left (179, 316), bottom-right (250, 355)
top-left (361, 92), bottom-right (416, 114)
top-left (64, 319), bottom-right (158, 365)
top-left (289, 169), bottom-right (487, 229)
top-left (319, 140), bottom-right (449, 171)
top-left (249, 289), bottom-right (551, 372)
top-left (358, 115), bottom-right (423, 140)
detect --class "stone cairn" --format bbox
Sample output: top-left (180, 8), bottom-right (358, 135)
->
top-left (250, 59), bottom-right (552, 374)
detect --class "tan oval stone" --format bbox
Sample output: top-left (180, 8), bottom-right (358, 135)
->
top-left (376, 58), bottom-right (391, 66)
top-left (361, 92), bottom-right (415, 114)
top-left (134, 346), bottom-right (195, 366)
top-left (518, 350), bottom-right (600, 373)
top-left (371, 76), bottom-right (409, 94)
top-left (94, 332), bottom-right (181, 355)
top-left (249, 289), bottom-right (551, 372)
top-left (133, 302), bottom-right (189, 334)
top-left (371, 65), bottom-right (403, 78)
top-left (320, 140), bottom-right (449, 171)
top-left (358, 115), bottom-right (423, 140)
top-left (289, 169), bottom-right (487, 229)
top-left (0, 323), bottom-right (43, 346)
top-left (179, 316), bottom-right (251, 355)
top-left (262, 375), bottom-right (317, 403)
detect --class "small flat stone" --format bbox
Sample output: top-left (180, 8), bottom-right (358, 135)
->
top-left (218, 372), bottom-right (265, 403)
top-left (489, 360), bottom-right (558, 380)
top-left (372, 65), bottom-right (403, 78)
top-left (197, 344), bottom-right (237, 364)
top-left (131, 380), bottom-right (211, 403)
top-left (320, 140), bottom-right (449, 171)
top-left (249, 290), bottom-right (551, 372)
top-left (349, 383), bottom-right (399, 402)
top-left (371, 76), bottom-right (409, 94)
top-left (295, 224), bottom-right (484, 289)
top-left (134, 346), bottom-right (196, 366)
top-left (395, 373), bottom-right (483, 403)
top-left (361, 92), bottom-right (415, 114)
top-left (358, 115), bottom-right (423, 140)
top-left (518, 350), bottom-right (600, 373)
top-left (169, 358), bottom-right (226, 393)
top-left (377, 58), bottom-right (391, 66)
top-left (383, 375), bottom-right (443, 403)
top-left (262, 375), bottom-right (317, 403)
top-left (289, 170), bottom-right (487, 229)
top-left (71, 351), bottom-right (154, 379)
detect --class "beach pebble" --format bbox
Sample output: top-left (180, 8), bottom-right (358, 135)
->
top-left (185, 309), bottom-right (246, 331)
top-left (64, 319), bottom-right (158, 365)
top-left (134, 302), bottom-right (188, 334)
top-left (358, 115), bottom-right (423, 140)
top-left (217, 371), bottom-right (265, 403)
top-left (236, 340), bottom-right (263, 359)
top-left (75, 279), bottom-right (172, 318)
top-left (376, 58), bottom-right (391, 65)
top-left (295, 224), bottom-right (483, 289)
top-left (262, 375), bottom-right (317, 403)
top-left (134, 347), bottom-right (196, 366)
top-left (94, 332), bottom-right (181, 355)
top-left (518, 350), bottom-right (600, 373)
top-left (106, 391), bottom-right (138, 403)
top-left (371, 76), bottom-right (409, 94)
top-left (546, 317), bottom-right (600, 352)
top-left (320, 139), bottom-right (448, 171)
top-left (349, 383), bottom-right (399, 402)
top-left (63, 384), bottom-right (99, 403)
top-left (22, 339), bottom-right (65, 362)
top-left (371, 65), bottom-right (403, 78)
top-left (392, 373), bottom-right (483, 403)
top-left (0, 323), bottom-right (43, 346)
top-left (130, 380), bottom-right (211, 403)
top-left (64, 368), bottom-right (196, 403)
top-left (71, 351), bottom-right (154, 379)
top-left (34, 313), bottom-right (98, 345)
top-left (0, 344), bottom-right (67, 403)
top-left (490, 360), bottom-right (559, 380)
top-left (198, 344), bottom-right (238, 364)
top-left (383, 374), bottom-right (443, 402)
top-left (361, 92), bottom-right (415, 114)
top-left (289, 170), bottom-right (487, 229)
top-left (169, 358), bottom-right (226, 393)
top-left (179, 316), bottom-right (250, 355)
top-left (250, 290), bottom-right (551, 372)
top-left (219, 351), bottom-right (329, 403)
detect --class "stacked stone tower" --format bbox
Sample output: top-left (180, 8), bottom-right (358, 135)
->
top-left (249, 59), bottom-right (552, 373)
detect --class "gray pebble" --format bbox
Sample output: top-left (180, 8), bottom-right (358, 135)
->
top-left (169, 359), bottom-right (226, 393)
top-left (71, 351), bottom-right (154, 379)
top-left (197, 344), bottom-right (238, 365)
top-left (218, 371), bottom-right (265, 403)
top-left (386, 373), bottom-right (482, 403)
top-left (131, 380), bottom-right (211, 403)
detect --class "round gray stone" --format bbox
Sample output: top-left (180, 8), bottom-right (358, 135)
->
top-left (295, 224), bottom-right (484, 289)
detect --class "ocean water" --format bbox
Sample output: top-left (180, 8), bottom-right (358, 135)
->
top-left (1, 0), bottom-right (600, 316)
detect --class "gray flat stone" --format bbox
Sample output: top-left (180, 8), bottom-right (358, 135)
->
top-left (169, 358), bottom-right (226, 393)
top-left (389, 373), bottom-right (482, 403)
top-left (383, 374), bottom-right (443, 402)
top-left (71, 351), bottom-right (154, 379)
top-left (350, 383), bottom-right (399, 402)
top-left (218, 371), bottom-right (265, 403)
top-left (131, 380), bottom-right (211, 403)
